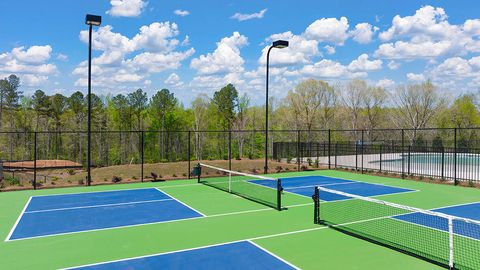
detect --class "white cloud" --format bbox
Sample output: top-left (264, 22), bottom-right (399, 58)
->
top-left (406, 73), bottom-right (426, 82)
top-left (132, 22), bottom-right (180, 52)
top-left (57, 53), bottom-right (69, 61)
top-left (11, 45), bottom-right (52, 64)
top-left (0, 45), bottom-right (57, 77)
top-left (351, 23), bottom-right (378, 44)
top-left (304, 17), bottom-right (350, 45)
top-left (431, 57), bottom-right (473, 78)
top-left (107, 0), bottom-right (147, 17)
top-left (190, 32), bottom-right (247, 75)
top-left (347, 54), bottom-right (382, 72)
top-left (174, 9), bottom-right (189, 17)
top-left (21, 74), bottom-right (49, 87)
top-left (324, 45), bottom-right (336, 55)
top-left (376, 79), bottom-right (395, 88)
top-left (387, 61), bottom-right (400, 70)
top-left (231, 9), bottom-right (267, 21)
top-left (300, 59), bottom-right (349, 78)
top-left (74, 22), bottom-right (194, 90)
top-left (375, 6), bottom-right (480, 60)
top-left (164, 73), bottom-right (183, 87)
top-left (259, 31), bottom-right (319, 66)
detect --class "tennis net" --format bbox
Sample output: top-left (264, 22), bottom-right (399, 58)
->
top-left (313, 186), bottom-right (480, 270)
top-left (197, 163), bottom-right (282, 210)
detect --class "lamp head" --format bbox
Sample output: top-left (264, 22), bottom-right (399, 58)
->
top-left (272, 40), bottom-right (289, 49)
top-left (85, 14), bottom-right (102, 26)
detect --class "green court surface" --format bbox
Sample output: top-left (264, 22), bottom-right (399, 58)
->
top-left (1, 170), bottom-right (479, 269)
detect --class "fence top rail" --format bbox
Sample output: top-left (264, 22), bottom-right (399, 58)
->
top-left (0, 127), bottom-right (478, 134)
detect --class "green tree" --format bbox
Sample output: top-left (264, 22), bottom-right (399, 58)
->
top-left (212, 83), bottom-right (238, 130)
top-left (49, 94), bottom-right (67, 131)
top-left (150, 89), bottom-right (177, 131)
top-left (32, 90), bottom-right (51, 130)
top-left (67, 91), bottom-right (85, 129)
top-left (128, 89), bottom-right (148, 130)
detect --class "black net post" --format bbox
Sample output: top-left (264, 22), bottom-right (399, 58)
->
top-left (313, 186), bottom-right (320, 224)
top-left (408, 145), bottom-right (411, 176)
top-left (361, 130), bottom-right (364, 174)
top-left (454, 128), bottom-right (458, 185)
top-left (33, 132), bottom-right (37, 190)
top-left (141, 131), bottom-right (144, 182)
top-left (188, 131), bottom-right (191, 179)
top-left (228, 130), bottom-right (232, 171)
top-left (277, 179), bottom-right (282, 211)
top-left (401, 129), bottom-right (405, 178)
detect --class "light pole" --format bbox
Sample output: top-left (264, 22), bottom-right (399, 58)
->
top-left (265, 40), bottom-right (289, 174)
top-left (85, 14), bottom-right (101, 186)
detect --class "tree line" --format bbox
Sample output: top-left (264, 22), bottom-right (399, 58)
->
top-left (0, 74), bottom-right (479, 135)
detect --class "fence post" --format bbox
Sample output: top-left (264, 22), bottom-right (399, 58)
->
top-left (441, 148), bottom-right (445, 180)
top-left (454, 128), bottom-right (458, 185)
top-left (33, 132), bottom-right (37, 190)
top-left (335, 142), bottom-right (338, 168)
top-left (401, 129), bottom-right (405, 178)
top-left (328, 129), bottom-right (331, 169)
top-left (355, 139), bottom-right (358, 171)
top-left (188, 131), bottom-right (191, 179)
top-left (361, 130), bottom-right (364, 174)
top-left (408, 145), bottom-right (411, 176)
top-left (379, 143), bottom-right (382, 173)
top-left (140, 131), bottom-right (144, 182)
top-left (297, 130), bottom-right (300, 172)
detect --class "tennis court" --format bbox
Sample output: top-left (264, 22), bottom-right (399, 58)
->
top-left (1, 167), bottom-right (479, 269)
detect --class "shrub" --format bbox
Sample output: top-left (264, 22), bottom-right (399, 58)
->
top-left (5, 175), bottom-right (20, 186)
top-left (315, 158), bottom-right (319, 168)
top-left (112, 176), bottom-right (122, 183)
top-left (51, 176), bottom-right (58, 182)
top-left (307, 158), bottom-right (312, 166)
top-left (132, 176), bottom-right (137, 180)
top-left (78, 179), bottom-right (84, 185)
top-left (172, 174), bottom-right (177, 177)
top-left (285, 167), bottom-right (290, 171)
top-left (468, 180), bottom-right (475, 187)
top-left (182, 173), bottom-right (187, 177)
top-left (67, 169), bottom-right (76, 176)
top-left (275, 166), bottom-right (283, 173)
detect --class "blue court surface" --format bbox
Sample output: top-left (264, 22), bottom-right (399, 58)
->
top-left (7, 188), bottom-right (204, 241)
top-left (251, 175), bottom-right (415, 201)
top-left (395, 202), bottom-right (480, 240)
top-left (68, 241), bottom-right (297, 270)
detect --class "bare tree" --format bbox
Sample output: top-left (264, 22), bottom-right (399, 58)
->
top-left (285, 79), bottom-right (325, 132)
top-left (342, 80), bottom-right (367, 131)
top-left (191, 94), bottom-right (210, 160)
top-left (232, 93), bottom-right (250, 158)
top-left (391, 81), bottom-right (442, 140)
top-left (362, 86), bottom-right (388, 136)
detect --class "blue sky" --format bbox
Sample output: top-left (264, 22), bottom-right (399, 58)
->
top-left (0, 0), bottom-right (479, 105)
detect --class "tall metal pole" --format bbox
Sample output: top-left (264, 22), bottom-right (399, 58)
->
top-left (87, 24), bottom-right (92, 186)
top-left (264, 46), bottom-right (273, 174)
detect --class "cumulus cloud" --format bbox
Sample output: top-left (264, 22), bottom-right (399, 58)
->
top-left (174, 9), bottom-right (189, 16)
top-left (259, 31), bottom-right (319, 66)
top-left (351, 23), bottom-right (378, 44)
top-left (164, 73), bottom-right (183, 87)
top-left (406, 73), bottom-right (426, 82)
top-left (73, 22), bottom-right (194, 89)
top-left (324, 45), bottom-right (336, 55)
top-left (231, 8), bottom-right (267, 21)
top-left (347, 54), bottom-right (382, 72)
top-left (376, 79), bottom-right (395, 88)
top-left (190, 32), bottom-right (248, 75)
top-left (0, 45), bottom-right (57, 86)
top-left (304, 17), bottom-right (350, 45)
top-left (375, 6), bottom-right (480, 59)
top-left (107, 0), bottom-right (147, 17)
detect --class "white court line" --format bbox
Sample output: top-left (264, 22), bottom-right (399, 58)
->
top-left (4, 196), bottom-right (32, 242)
top-left (30, 187), bottom-right (158, 198)
top-left (155, 188), bottom-right (207, 217)
top-left (284, 181), bottom-right (358, 190)
top-left (24, 199), bottom-right (175, 214)
top-left (248, 240), bottom-right (301, 269)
